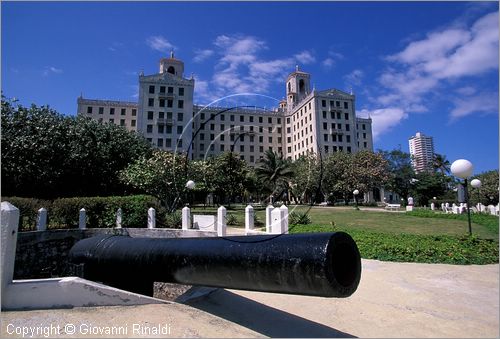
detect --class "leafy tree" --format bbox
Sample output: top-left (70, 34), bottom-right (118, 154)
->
top-left (353, 150), bottom-right (391, 194)
top-left (209, 151), bottom-right (249, 205)
top-left (410, 172), bottom-right (448, 206)
top-left (255, 149), bottom-right (294, 202)
top-left (322, 152), bottom-right (355, 204)
top-left (433, 153), bottom-right (451, 175)
top-left (1, 96), bottom-right (151, 198)
top-left (470, 170), bottom-right (499, 205)
top-left (379, 149), bottom-right (415, 201)
top-left (119, 150), bottom-right (189, 211)
top-left (289, 152), bottom-right (322, 204)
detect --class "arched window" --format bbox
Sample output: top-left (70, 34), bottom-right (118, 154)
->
top-left (287, 82), bottom-right (291, 92)
top-left (167, 66), bottom-right (175, 75)
top-left (299, 79), bottom-right (305, 93)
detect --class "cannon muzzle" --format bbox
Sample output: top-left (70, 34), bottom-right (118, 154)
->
top-left (68, 232), bottom-right (361, 298)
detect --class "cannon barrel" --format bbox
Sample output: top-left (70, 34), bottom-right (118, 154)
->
top-left (68, 232), bottom-right (361, 298)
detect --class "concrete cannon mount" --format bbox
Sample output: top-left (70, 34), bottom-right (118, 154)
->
top-left (1, 259), bottom-right (498, 338)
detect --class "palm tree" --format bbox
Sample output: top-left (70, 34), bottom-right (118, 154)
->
top-left (255, 150), bottom-right (294, 203)
top-left (433, 154), bottom-right (451, 175)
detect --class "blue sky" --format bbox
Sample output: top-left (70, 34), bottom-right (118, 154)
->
top-left (2, 1), bottom-right (499, 174)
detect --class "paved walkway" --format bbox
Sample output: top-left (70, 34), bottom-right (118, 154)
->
top-left (2, 259), bottom-right (498, 338)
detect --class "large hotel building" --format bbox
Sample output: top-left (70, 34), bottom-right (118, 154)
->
top-left (77, 53), bottom-right (373, 164)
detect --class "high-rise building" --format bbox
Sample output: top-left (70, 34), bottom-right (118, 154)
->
top-left (77, 54), bottom-right (374, 164)
top-left (408, 132), bottom-right (435, 173)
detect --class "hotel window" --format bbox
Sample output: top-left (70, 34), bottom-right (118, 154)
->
top-left (277, 118), bottom-right (281, 124)
top-left (250, 116), bottom-right (254, 123)
top-left (337, 123), bottom-right (342, 130)
top-left (167, 112), bottom-right (173, 120)
top-left (210, 134), bottom-right (214, 141)
top-left (110, 108), bottom-right (115, 115)
top-left (259, 127), bottom-right (263, 133)
top-left (287, 137), bottom-right (291, 143)
top-left (200, 144), bottom-right (204, 151)
top-left (346, 135), bottom-right (351, 143)
top-left (250, 145), bottom-right (254, 152)
top-left (159, 112), bottom-right (164, 119)
top-left (160, 86), bottom-right (165, 93)
top-left (166, 125), bottom-right (172, 133)
top-left (330, 112), bottom-right (334, 119)
top-left (158, 125), bottom-right (164, 134)
top-left (158, 138), bottom-right (164, 147)
top-left (166, 139), bottom-right (172, 147)
top-left (179, 87), bottom-right (184, 96)
top-left (131, 120), bottom-right (136, 127)
top-left (363, 133), bottom-right (367, 139)
top-left (200, 133), bottom-right (205, 140)
top-left (338, 135), bottom-right (343, 142)
top-left (240, 145), bottom-right (245, 152)
top-left (230, 134), bottom-right (235, 141)
top-left (322, 100), bottom-right (326, 107)
top-left (362, 124), bottom-right (366, 130)
top-left (240, 126), bottom-right (244, 131)
top-left (87, 107), bottom-right (93, 114)
top-left (220, 145), bottom-right (225, 152)
top-left (148, 98), bottom-right (154, 107)
top-left (336, 101), bottom-right (340, 107)
top-left (210, 144), bottom-right (214, 151)
top-left (220, 135), bottom-right (225, 141)
top-left (210, 124), bottom-right (215, 131)
top-left (109, 119), bottom-right (114, 123)
top-left (98, 107), bottom-right (104, 114)
top-left (147, 111), bottom-right (154, 120)
top-left (220, 114), bottom-right (225, 121)
top-left (333, 146), bottom-right (337, 152)
top-left (278, 137), bottom-right (282, 143)
top-left (177, 139), bottom-right (182, 147)
top-left (269, 137), bottom-right (273, 143)
top-left (250, 156), bottom-right (255, 163)
top-left (159, 99), bottom-right (165, 107)
top-left (220, 124), bottom-right (225, 130)
top-left (132, 109), bottom-right (137, 116)
top-left (364, 142), bottom-right (367, 148)
top-left (277, 127), bottom-right (282, 133)
top-left (324, 134), bottom-right (328, 142)
top-left (337, 112), bottom-right (341, 119)
top-left (268, 127), bottom-right (272, 133)
top-left (240, 115), bottom-right (244, 122)
top-left (177, 113), bottom-right (183, 121)
top-left (268, 117), bottom-right (272, 124)
top-left (344, 102), bottom-right (348, 109)
top-left (325, 146), bottom-right (329, 153)
top-left (339, 146), bottom-right (343, 152)
top-left (309, 102), bottom-right (311, 110)
top-left (323, 122), bottom-right (327, 130)
top-left (210, 113), bottom-right (215, 120)
top-left (146, 125), bottom-right (153, 133)
top-left (168, 87), bottom-right (174, 94)
top-left (332, 135), bottom-right (337, 142)
top-left (149, 85), bottom-right (155, 94)
top-left (346, 124), bottom-right (350, 131)
top-left (260, 146), bottom-right (264, 152)
top-left (250, 126), bottom-right (254, 132)
top-left (240, 135), bottom-right (245, 142)
top-left (177, 126), bottom-right (183, 134)
top-left (345, 113), bottom-right (349, 120)
top-left (178, 100), bottom-right (184, 109)
top-left (323, 111), bottom-right (327, 119)
top-left (230, 115), bottom-right (235, 122)
top-left (287, 147), bottom-right (292, 153)
top-left (167, 99), bottom-right (173, 108)
top-left (250, 135), bottom-right (254, 142)
top-left (286, 117), bottom-right (290, 124)
top-left (287, 127), bottom-right (291, 133)
top-left (259, 136), bottom-right (263, 143)
top-left (259, 117), bottom-right (263, 123)
top-left (121, 108), bottom-right (126, 115)
top-left (120, 119), bottom-right (125, 126)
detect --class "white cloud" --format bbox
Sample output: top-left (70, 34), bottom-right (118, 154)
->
top-left (108, 42), bottom-right (124, 52)
top-left (344, 69), bottom-right (364, 87)
top-left (450, 92), bottom-right (498, 120)
top-left (42, 66), bottom-right (63, 76)
top-left (373, 10), bottom-right (498, 121)
top-left (322, 58), bottom-right (335, 68)
top-left (193, 49), bottom-right (214, 63)
top-left (146, 36), bottom-right (175, 53)
top-left (294, 50), bottom-right (316, 65)
top-left (358, 108), bottom-right (408, 141)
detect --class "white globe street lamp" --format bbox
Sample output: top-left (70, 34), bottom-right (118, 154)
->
top-left (353, 189), bottom-right (360, 210)
top-left (471, 179), bottom-right (482, 209)
top-left (186, 180), bottom-right (196, 190)
top-left (451, 159), bottom-right (474, 235)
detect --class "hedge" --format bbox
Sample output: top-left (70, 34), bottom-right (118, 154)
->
top-left (2, 195), bottom-right (167, 231)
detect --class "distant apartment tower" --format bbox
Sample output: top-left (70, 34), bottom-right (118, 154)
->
top-left (77, 54), bottom-right (374, 164)
top-left (408, 132), bottom-right (434, 173)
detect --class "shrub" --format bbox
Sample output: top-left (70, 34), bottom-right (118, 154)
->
top-left (226, 213), bottom-right (238, 225)
top-left (2, 195), bottom-right (162, 230)
top-left (162, 211), bottom-right (182, 228)
top-left (289, 211), bottom-right (311, 225)
top-left (291, 224), bottom-right (499, 265)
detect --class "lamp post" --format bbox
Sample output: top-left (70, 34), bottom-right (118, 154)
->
top-left (353, 189), bottom-right (359, 210)
top-left (451, 159), bottom-right (474, 235)
top-left (186, 180), bottom-right (195, 207)
top-left (471, 179), bottom-right (482, 210)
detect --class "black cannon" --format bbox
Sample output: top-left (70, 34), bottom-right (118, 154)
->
top-left (68, 232), bottom-right (361, 298)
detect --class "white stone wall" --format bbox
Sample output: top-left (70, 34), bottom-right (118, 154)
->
top-left (76, 97), bottom-right (138, 132)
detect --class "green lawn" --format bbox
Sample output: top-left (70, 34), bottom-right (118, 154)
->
top-left (190, 205), bottom-right (499, 239)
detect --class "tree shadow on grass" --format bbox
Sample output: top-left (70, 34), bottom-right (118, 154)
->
top-left (185, 289), bottom-right (356, 338)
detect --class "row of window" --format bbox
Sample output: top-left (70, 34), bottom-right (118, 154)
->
top-left (108, 118), bottom-right (136, 127)
top-left (321, 99), bottom-right (349, 110)
top-left (87, 106), bottom-right (137, 116)
top-left (197, 144), bottom-right (283, 154)
top-left (148, 138), bottom-right (183, 148)
top-left (198, 123), bottom-right (282, 134)
top-left (198, 112), bottom-right (281, 125)
top-left (148, 85), bottom-right (184, 96)
top-left (322, 111), bottom-right (349, 121)
top-left (323, 134), bottom-right (351, 143)
top-left (148, 98), bottom-right (184, 109)
top-left (323, 122), bottom-right (350, 131)
top-left (147, 111), bottom-right (183, 121)
top-left (357, 132), bottom-right (368, 139)
top-left (146, 124), bottom-right (184, 135)
top-left (324, 145), bottom-right (352, 153)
